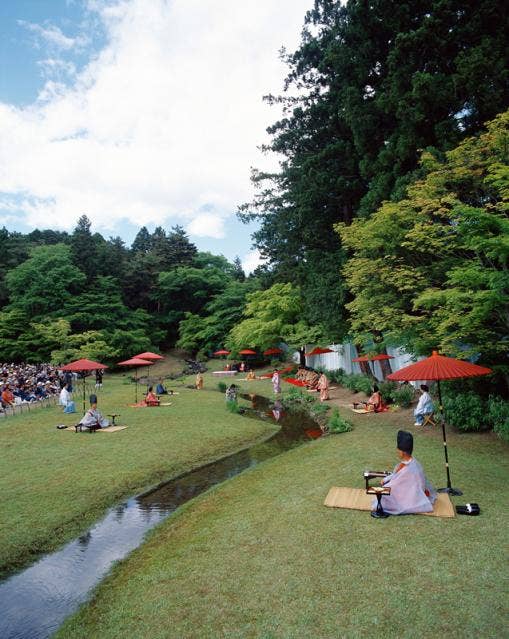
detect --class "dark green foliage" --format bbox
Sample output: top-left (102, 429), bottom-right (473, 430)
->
top-left (340, 110), bottom-right (509, 372)
top-left (488, 396), bottom-right (509, 442)
top-left (226, 399), bottom-right (240, 414)
top-left (328, 408), bottom-right (353, 434)
top-left (70, 215), bottom-right (98, 283)
top-left (5, 244), bottom-right (86, 318)
top-left (391, 385), bottom-right (416, 408)
top-left (217, 382), bottom-right (227, 393)
top-left (240, 0), bottom-right (509, 339)
top-left (378, 381), bottom-right (398, 403)
top-left (341, 373), bottom-right (373, 396)
top-left (443, 392), bottom-right (488, 432)
top-left (324, 369), bottom-right (346, 384)
top-left (282, 386), bottom-right (317, 409)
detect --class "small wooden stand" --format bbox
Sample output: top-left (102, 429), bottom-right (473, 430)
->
top-left (364, 470), bottom-right (391, 519)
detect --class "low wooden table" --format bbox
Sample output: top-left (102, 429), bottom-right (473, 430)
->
top-left (366, 486), bottom-right (391, 518)
top-left (107, 413), bottom-right (121, 426)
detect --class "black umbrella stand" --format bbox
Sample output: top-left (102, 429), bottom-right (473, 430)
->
top-left (436, 380), bottom-right (463, 496)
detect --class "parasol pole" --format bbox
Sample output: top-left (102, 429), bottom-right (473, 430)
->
top-left (135, 367), bottom-right (138, 403)
top-left (82, 374), bottom-right (86, 413)
top-left (436, 380), bottom-right (462, 496)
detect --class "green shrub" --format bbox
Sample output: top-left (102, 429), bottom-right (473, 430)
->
top-left (328, 408), bottom-right (353, 434)
top-left (310, 402), bottom-right (330, 418)
top-left (217, 382), bottom-right (227, 393)
top-left (342, 374), bottom-right (373, 395)
top-left (327, 368), bottom-right (346, 384)
top-left (488, 395), bottom-right (509, 442)
top-left (392, 385), bottom-right (415, 408)
top-left (282, 387), bottom-right (316, 408)
top-left (378, 381), bottom-right (398, 403)
top-left (226, 399), bottom-right (240, 414)
top-left (443, 392), bottom-right (487, 432)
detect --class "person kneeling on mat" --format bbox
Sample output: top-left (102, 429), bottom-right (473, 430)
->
top-left (375, 430), bottom-right (436, 515)
top-left (79, 394), bottom-right (110, 430)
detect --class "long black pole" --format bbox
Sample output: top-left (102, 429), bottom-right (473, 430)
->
top-left (82, 375), bottom-right (86, 413)
top-left (135, 367), bottom-right (138, 403)
top-left (437, 379), bottom-right (463, 496)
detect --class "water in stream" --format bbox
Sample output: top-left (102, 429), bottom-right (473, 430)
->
top-left (0, 395), bottom-right (321, 639)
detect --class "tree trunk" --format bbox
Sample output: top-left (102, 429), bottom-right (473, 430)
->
top-left (354, 343), bottom-right (375, 378)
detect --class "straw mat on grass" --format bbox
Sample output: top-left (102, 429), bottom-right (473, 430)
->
top-left (324, 487), bottom-right (455, 518)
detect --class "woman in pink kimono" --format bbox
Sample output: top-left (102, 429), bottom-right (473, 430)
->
top-left (317, 373), bottom-right (330, 401)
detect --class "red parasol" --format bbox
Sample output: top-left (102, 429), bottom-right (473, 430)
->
top-left (118, 357), bottom-right (154, 403)
top-left (387, 352), bottom-right (491, 382)
top-left (60, 359), bottom-right (109, 412)
top-left (132, 352), bottom-right (164, 361)
top-left (352, 356), bottom-right (370, 362)
top-left (60, 358), bottom-right (108, 371)
top-left (213, 349), bottom-right (231, 356)
top-left (305, 347), bottom-right (334, 356)
top-left (388, 351), bottom-right (492, 494)
top-left (369, 354), bottom-right (394, 361)
top-left (239, 349), bottom-right (257, 355)
top-left (264, 347), bottom-right (283, 356)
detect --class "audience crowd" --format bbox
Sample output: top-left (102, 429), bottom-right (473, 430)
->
top-left (0, 363), bottom-right (65, 411)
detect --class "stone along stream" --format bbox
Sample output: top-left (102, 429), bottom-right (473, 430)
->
top-left (0, 395), bottom-right (323, 639)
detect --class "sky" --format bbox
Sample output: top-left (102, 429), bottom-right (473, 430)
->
top-left (0, 0), bottom-right (311, 272)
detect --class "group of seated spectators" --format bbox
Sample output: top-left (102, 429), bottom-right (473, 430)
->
top-left (295, 366), bottom-right (320, 390)
top-left (0, 363), bottom-right (63, 411)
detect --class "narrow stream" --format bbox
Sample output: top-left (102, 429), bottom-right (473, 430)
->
top-left (0, 395), bottom-right (322, 639)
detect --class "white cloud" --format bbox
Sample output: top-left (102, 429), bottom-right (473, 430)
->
top-left (38, 58), bottom-right (77, 78)
top-left (186, 213), bottom-right (226, 239)
top-left (242, 249), bottom-right (265, 274)
top-left (18, 20), bottom-right (87, 50)
top-left (2, 0), bottom-right (310, 238)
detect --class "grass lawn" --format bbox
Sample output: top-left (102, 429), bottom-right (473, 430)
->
top-left (55, 386), bottom-right (509, 639)
top-left (0, 371), bottom-right (276, 577)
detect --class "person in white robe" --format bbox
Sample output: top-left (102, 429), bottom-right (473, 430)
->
top-left (375, 430), bottom-right (437, 515)
top-left (79, 394), bottom-right (109, 429)
top-left (414, 384), bottom-right (434, 426)
top-left (59, 384), bottom-right (76, 414)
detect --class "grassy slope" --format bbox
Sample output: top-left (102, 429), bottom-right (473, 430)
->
top-left (56, 391), bottom-right (508, 639)
top-left (0, 373), bottom-right (275, 577)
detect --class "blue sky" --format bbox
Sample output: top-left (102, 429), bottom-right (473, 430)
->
top-left (0, 0), bottom-right (311, 270)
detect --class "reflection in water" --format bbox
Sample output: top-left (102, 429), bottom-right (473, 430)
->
top-left (0, 395), bottom-right (320, 639)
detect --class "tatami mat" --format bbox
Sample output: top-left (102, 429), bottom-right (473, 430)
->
top-left (324, 486), bottom-right (455, 518)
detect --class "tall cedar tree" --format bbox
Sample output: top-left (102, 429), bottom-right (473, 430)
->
top-left (239, 0), bottom-right (509, 339)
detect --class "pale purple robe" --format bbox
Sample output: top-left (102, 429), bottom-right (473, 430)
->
top-left (79, 407), bottom-right (109, 429)
top-left (374, 458), bottom-right (437, 515)
top-left (272, 372), bottom-right (281, 394)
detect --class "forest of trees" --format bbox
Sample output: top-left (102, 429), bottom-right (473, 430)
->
top-left (0, 0), bottom-right (507, 394)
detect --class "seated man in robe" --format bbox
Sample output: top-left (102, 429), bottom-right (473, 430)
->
top-left (79, 394), bottom-right (109, 430)
top-left (414, 384), bottom-right (434, 426)
top-left (246, 368), bottom-right (256, 381)
top-left (376, 430), bottom-right (437, 515)
top-left (156, 378), bottom-right (168, 395)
